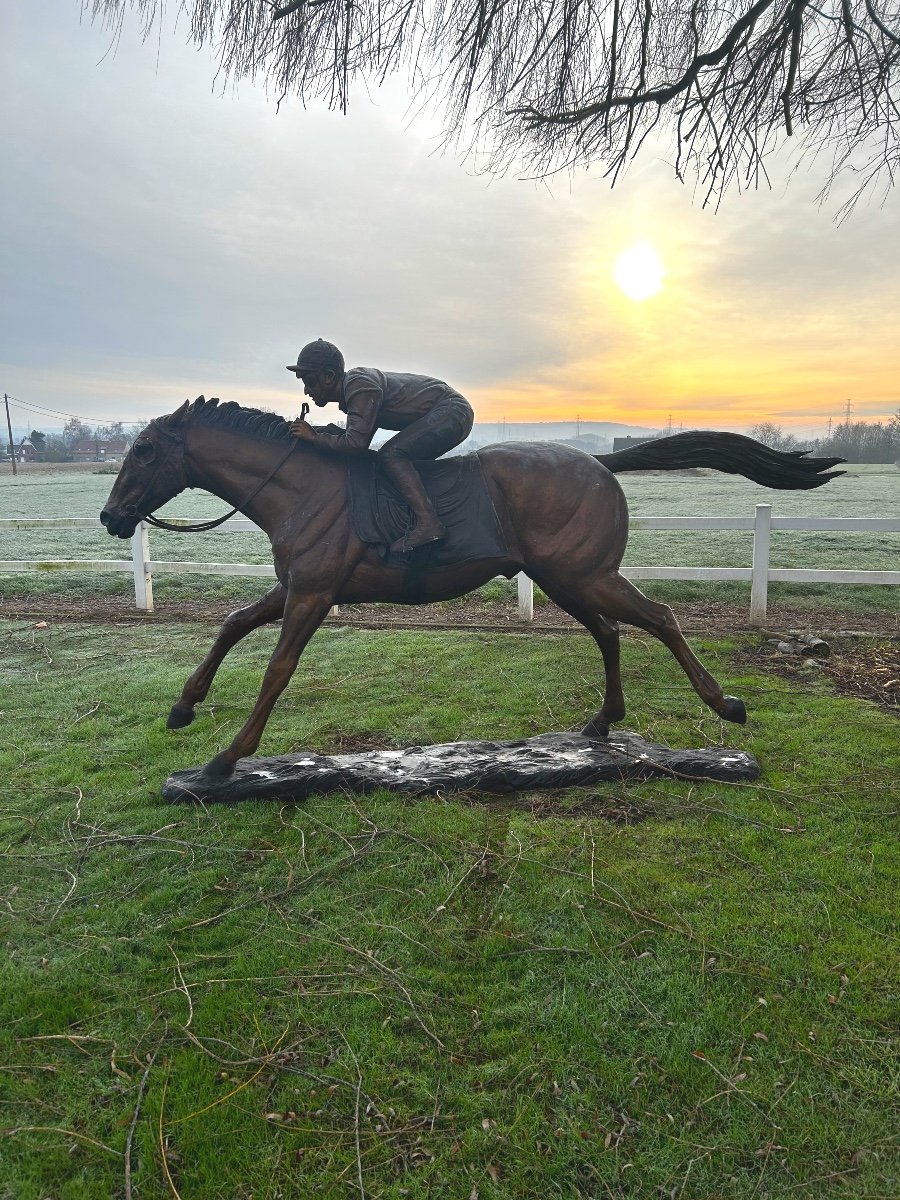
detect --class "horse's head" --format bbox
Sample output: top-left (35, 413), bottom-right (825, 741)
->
top-left (100, 399), bottom-right (193, 538)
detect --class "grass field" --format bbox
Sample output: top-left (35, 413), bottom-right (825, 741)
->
top-left (1, 462), bottom-right (898, 617)
top-left (1, 619), bottom-right (897, 1198)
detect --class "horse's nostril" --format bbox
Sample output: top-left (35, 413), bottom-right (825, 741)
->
top-left (123, 504), bottom-right (138, 517)
top-left (99, 510), bottom-right (110, 526)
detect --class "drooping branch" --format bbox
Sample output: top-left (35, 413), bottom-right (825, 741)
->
top-left (82, 0), bottom-right (900, 203)
top-left (513, 0), bottom-right (782, 126)
top-left (273, 1), bottom-right (308, 17)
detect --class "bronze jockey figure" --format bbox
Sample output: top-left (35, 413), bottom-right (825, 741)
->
top-left (286, 339), bottom-right (475, 552)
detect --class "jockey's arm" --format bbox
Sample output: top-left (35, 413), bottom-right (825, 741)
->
top-left (296, 387), bottom-right (381, 454)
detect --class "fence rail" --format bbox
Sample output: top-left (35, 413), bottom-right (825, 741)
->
top-left (3, 505), bottom-right (899, 625)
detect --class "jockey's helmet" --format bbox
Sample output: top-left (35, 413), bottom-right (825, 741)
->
top-left (286, 339), bottom-right (345, 376)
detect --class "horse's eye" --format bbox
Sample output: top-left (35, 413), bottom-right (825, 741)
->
top-left (132, 440), bottom-right (154, 462)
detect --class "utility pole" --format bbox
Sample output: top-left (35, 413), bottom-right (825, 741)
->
top-left (843, 398), bottom-right (854, 424)
top-left (4, 394), bottom-right (16, 477)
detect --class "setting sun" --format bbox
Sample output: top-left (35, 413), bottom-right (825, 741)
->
top-left (613, 241), bottom-right (665, 301)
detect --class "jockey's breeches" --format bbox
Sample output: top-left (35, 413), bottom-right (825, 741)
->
top-left (379, 394), bottom-right (474, 461)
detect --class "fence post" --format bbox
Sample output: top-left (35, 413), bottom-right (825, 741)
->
top-left (749, 504), bottom-right (771, 626)
top-left (131, 521), bottom-right (154, 612)
top-left (517, 572), bottom-right (534, 621)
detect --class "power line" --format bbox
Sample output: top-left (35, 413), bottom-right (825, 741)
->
top-left (6, 393), bottom-right (133, 424)
top-left (3, 392), bottom-right (147, 427)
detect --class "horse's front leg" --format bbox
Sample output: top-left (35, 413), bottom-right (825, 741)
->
top-left (167, 584), bottom-right (287, 729)
top-left (202, 589), bottom-right (334, 777)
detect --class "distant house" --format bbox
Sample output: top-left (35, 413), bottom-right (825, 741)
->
top-left (71, 437), bottom-right (130, 462)
top-left (15, 437), bottom-right (38, 462)
top-left (552, 434), bottom-right (609, 453)
top-left (612, 434), bottom-right (660, 453)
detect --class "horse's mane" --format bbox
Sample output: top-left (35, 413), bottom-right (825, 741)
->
top-left (154, 396), bottom-right (295, 444)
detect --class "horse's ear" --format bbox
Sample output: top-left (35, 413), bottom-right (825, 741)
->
top-left (165, 398), bottom-right (192, 428)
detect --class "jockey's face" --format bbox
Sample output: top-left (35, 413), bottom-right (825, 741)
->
top-left (299, 368), bottom-right (340, 407)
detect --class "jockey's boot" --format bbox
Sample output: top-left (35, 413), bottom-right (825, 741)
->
top-left (383, 458), bottom-right (447, 552)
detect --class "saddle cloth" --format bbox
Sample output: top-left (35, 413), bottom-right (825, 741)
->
top-left (347, 452), bottom-right (509, 568)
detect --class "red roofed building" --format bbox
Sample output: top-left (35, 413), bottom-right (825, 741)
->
top-left (71, 438), bottom-right (130, 462)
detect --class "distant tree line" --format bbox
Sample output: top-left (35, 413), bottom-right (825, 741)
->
top-left (20, 419), bottom-right (139, 462)
top-left (749, 413), bottom-right (900, 463)
top-left (14, 412), bottom-right (900, 464)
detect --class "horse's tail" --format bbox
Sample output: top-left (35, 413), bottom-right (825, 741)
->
top-left (595, 431), bottom-right (845, 490)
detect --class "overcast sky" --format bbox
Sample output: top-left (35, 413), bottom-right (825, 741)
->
top-left (2, 1), bottom-right (899, 437)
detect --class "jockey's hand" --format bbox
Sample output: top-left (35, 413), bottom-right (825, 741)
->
top-left (290, 419), bottom-right (316, 441)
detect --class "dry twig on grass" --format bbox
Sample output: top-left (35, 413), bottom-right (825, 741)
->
top-left (124, 1047), bottom-right (159, 1200)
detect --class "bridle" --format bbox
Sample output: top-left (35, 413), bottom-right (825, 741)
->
top-left (142, 437), bottom-right (299, 532)
top-left (138, 404), bottom-right (308, 534)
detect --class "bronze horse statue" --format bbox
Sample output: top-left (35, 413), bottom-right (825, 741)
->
top-left (100, 398), bottom-right (842, 778)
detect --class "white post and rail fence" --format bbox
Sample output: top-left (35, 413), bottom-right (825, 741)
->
top-left (2, 505), bottom-right (898, 626)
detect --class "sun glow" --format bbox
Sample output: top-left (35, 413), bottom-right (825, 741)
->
top-left (613, 241), bottom-right (665, 301)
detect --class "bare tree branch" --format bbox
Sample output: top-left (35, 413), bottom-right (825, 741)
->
top-left (82, 0), bottom-right (900, 204)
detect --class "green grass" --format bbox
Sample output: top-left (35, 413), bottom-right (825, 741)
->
top-left (1, 620), bottom-right (897, 1198)
top-left (1, 463), bottom-right (899, 617)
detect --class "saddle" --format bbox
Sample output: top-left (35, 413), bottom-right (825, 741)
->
top-left (347, 452), bottom-right (509, 568)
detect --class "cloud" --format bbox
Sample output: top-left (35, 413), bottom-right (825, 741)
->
top-left (2, 3), bottom-right (898, 438)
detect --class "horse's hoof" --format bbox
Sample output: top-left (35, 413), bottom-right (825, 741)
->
top-left (720, 696), bottom-right (747, 724)
top-left (167, 704), bottom-right (196, 730)
top-left (581, 719), bottom-right (610, 740)
top-left (201, 753), bottom-right (236, 779)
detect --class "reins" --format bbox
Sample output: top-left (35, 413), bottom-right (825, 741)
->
top-left (143, 436), bottom-right (300, 534)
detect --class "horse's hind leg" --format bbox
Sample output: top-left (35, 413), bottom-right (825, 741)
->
top-left (576, 613), bottom-right (627, 737)
top-left (579, 572), bottom-right (746, 725)
top-left (530, 575), bottom-right (626, 737)
top-left (167, 584), bottom-right (287, 729)
top-left (578, 614), bottom-right (626, 737)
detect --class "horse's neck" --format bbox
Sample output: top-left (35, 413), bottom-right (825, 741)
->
top-left (184, 429), bottom-right (316, 533)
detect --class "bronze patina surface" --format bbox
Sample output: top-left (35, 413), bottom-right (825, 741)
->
top-left (285, 339), bottom-right (475, 552)
top-left (100, 396), bottom-right (842, 780)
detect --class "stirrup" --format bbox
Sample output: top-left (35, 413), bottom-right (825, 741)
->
top-left (389, 524), bottom-right (446, 553)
